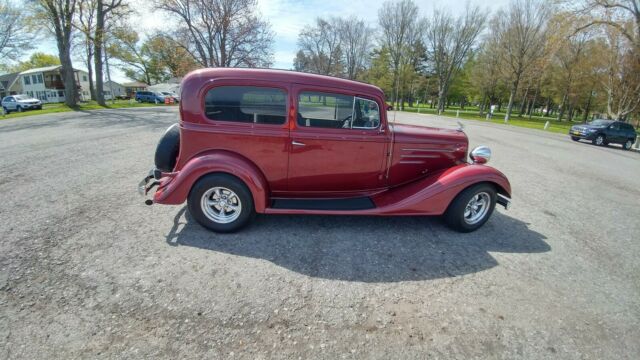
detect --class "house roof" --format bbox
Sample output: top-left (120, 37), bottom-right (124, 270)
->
top-left (122, 81), bottom-right (148, 87)
top-left (19, 65), bottom-right (63, 75)
top-left (0, 72), bottom-right (20, 91)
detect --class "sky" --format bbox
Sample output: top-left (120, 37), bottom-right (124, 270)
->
top-left (31, 0), bottom-right (511, 83)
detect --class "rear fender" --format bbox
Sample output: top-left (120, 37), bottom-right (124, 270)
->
top-left (153, 150), bottom-right (269, 212)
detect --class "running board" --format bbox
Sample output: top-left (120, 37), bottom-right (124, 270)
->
top-left (271, 197), bottom-right (376, 211)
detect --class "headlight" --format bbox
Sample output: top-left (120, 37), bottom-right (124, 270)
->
top-left (470, 146), bottom-right (491, 164)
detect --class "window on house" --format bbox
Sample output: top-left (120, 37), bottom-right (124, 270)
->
top-left (204, 86), bottom-right (287, 125)
top-left (37, 74), bottom-right (43, 84)
top-left (24, 76), bottom-right (31, 85)
top-left (83, 75), bottom-right (88, 82)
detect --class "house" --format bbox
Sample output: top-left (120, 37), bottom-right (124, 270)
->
top-left (148, 82), bottom-right (181, 95)
top-left (103, 80), bottom-right (126, 99)
top-left (122, 81), bottom-right (148, 97)
top-left (0, 72), bottom-right (22, 99)
top-left (18, 65), bottom-right (92, 103)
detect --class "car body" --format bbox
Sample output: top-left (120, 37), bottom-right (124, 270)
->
top-left (160, 91), bottom-right (180, 102)
top-left (1, 95), bottom-right (43, 113)
top-left (135, 91), bottom-right (166, 103)
top-left (570, 120), bottom-right (637, 150)
top-left (140, 68), bottom-right (511, 233)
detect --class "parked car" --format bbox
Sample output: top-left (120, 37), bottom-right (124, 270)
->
top-left (1, 95), bottom-right (43, 114)
top-left (160, 91), bottom-right (180, 102)
top-left (570, 119), bottom-right (637, 150)
top-left (135, 91), bottom-right (166, 103)
top-left (139, 68), bottom-right (511, 233)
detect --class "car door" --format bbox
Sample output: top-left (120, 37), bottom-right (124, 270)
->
top-left (608, 122), bottom-right (622, 143)
top-left (287, 85), bottom-right (389, 194)
top-left (6, 97), bottom-right (16, 110)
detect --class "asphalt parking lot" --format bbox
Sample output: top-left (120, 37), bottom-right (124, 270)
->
top-left (1, 107), bottom-right (639, 359)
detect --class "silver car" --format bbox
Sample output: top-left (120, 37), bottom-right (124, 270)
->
top-left (2, 95), bottom-right (43, 114)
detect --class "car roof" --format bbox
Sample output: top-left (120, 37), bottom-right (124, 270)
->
top-left (182, 68), bottom-right (385, 98)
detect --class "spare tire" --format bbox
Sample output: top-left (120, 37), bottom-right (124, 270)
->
top-left (155, 123), bottom-right (180, 172)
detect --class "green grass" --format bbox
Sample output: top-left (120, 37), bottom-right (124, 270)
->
top-left (1, 100), bottom-right (174, 120)
top-left (398, 104), bottom-right (579, 134)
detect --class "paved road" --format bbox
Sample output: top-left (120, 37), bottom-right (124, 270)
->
top-left (0, 108), bottom-right (638, 359)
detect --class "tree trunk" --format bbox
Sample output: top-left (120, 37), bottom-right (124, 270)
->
top-left (94, 0), bottom-right (106, 106)
top-left (519, 86), bottom-right (529, 116)
top-left (479, 93), bottom-right (487, 117)
top-left (557, 92), bottom-right (567, 122)
top-left (86, 44), bottom-right (96, 101)
top-left (505, 75), bottom-right (522, 122)
top-left (528, 86), bottom-right (539, 119)
top-left (60, 49), bottom-right (77, 107)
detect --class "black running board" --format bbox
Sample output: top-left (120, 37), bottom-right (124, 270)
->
top-left (271, 197), bottom-right (376, 211)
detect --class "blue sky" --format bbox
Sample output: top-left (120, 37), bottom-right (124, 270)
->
top-left (31, 0), bottom-right (511, 82)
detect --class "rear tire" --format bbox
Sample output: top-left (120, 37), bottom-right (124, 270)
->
top-left (623, 139), bottom-right (633, 150)
top-left (188, 173), bottom-right (255, 233)
top-left (444, 183), bottom-right (497, 233)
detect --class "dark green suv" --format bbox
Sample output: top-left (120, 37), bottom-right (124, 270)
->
top-left (570, 120), bottom-right (637, 150)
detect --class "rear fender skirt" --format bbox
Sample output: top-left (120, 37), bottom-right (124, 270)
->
top-left (153, 150), bottom-right (269, 212)
top-left (370, 164), bottom-right (511, 215)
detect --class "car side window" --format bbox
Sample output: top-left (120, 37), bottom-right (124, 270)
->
top-left (205, 86), bottom-right (287, 125)
top-left (297, 92), bottom-right (380, 129)
top-left (610, 123), bottom-right (620, 130)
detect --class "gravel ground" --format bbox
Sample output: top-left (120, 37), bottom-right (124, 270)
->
top-left (0, 108), bottom-right (639, 359)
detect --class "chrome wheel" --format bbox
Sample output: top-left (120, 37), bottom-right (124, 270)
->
top-left (624, 140), bottom-right (632, 150)
top-left (200, 186), bottom-right (242, 224)
top-left (595, 135), bottom-right (604, 145)
top-left (464, 192), bottom-right (491, 225)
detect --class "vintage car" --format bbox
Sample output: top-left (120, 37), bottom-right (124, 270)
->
top-left (139, 68), bottom-right (511, 233)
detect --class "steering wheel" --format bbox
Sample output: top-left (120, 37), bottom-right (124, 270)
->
top-left (342, 115), bottom-right (352, 128)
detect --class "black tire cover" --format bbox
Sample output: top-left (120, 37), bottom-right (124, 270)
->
top-left (154, 123), bottom-right (180, 172)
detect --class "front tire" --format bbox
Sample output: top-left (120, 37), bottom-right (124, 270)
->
top-left (188, 173), bottom-right (255, 233)
top-left (17, 106), bottom-right (22, 113)
top-left (571, 136), bottom-right (579, 141)
top-left (593, 134), bottom-right (605, 146)
top-left (2, 107), bottom-right (9, 114)
top-left (444, 183), bottom-right (497, 233)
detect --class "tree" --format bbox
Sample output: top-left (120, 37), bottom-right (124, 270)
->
top-left (491, 0), bottom-right (551, 121)
top-left (295, 17), bottom-right (343, 76)
top-left (145, 34), bottom-right (199, 78)
top-left (0, 0), bottom-right (35, 68)
top-left (574, 0), bottom-right (639, 50)
top-left (74, 0), bottom-right (97, 100)
top-left (93, 0), bottom-right (125, 105)
top-left (156, 0), bottom-right (274, 68)
top-left (425, 5), bottom-right (486, 114)
top-left (364, 47), bottom-right (393, 97)
top-left (378, 0), bottom-right (424, 108)
top-left (337, 17), bottom-right (372, 80)
top-left (33, 0), bottom-right (79, 107)
top-left (110, 28), bottom-right (161, 84)
top-left (10, 52), bottom-right (61, 72)
top-left (601, 24), bottom-right (640, 119)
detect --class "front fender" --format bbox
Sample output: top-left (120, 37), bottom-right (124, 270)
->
top-left (372, 163), bottom-right (511, 215)
top-left (153, 150), bottom-right (269, 212)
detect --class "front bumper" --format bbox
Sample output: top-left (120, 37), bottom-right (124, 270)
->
top-left (569, 129), bottom-right (597, 140)
top-left (19, 103), bottom-right (42, 110)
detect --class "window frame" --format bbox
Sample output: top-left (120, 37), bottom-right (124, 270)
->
top-left (202, 82), bottom-right (289, 127)
top-left (295, 89), bottom-right (382, 131)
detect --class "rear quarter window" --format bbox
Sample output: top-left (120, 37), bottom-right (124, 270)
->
top-left (204, 86), bottom-right (287, 125)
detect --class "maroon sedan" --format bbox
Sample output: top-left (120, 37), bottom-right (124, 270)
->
top-left (140, 68), bottom-right (511, 233)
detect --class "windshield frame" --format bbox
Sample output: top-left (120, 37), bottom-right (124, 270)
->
top-left (588, 119), bottom-right (613, 127)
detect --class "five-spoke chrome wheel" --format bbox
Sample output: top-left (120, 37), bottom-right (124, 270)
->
top-left (463, 192), bottom-right (491, 225)
top-left (201, 186), bottom-right (242, 224)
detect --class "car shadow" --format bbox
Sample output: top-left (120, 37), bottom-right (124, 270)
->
top-left (164, 207), bottom-right (550, 283)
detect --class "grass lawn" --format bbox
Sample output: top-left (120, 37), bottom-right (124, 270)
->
top-left (398, 104), bottom-right (579, 135)
top-left (1, 100), bottom-right (173, 120)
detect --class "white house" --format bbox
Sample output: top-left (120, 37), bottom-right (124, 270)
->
top-left (18, 66), bottom-right (92, 103)
top-left (103, 80), bottom-right (126, 99)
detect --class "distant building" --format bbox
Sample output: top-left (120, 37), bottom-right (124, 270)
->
top-left (122, 81), bottom-right (148, 97)
top-left (17, 66), bottom-right (92, 103)
top-left (0, 72), bottom-right (21, 98)
top-left (103, 80), bottom-right (126, 99)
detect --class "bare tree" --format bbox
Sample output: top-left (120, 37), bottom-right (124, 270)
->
top-left (491, 0), bottom-right (550, 121)
top-left (0, 0), bottom-right (35, 66)
top-left (93, 0), bottom-right (124, 105)
top-left (337, 17), bottom-right (372, 80)
top-left (574, 0), bottom-right (639, 49)
top-left (74, 0), bottom-right (97, 100)
top-left (378, 0), bottom-right (423, 107)
top-left (157, 0), bottom-right (274, 68)
top-left (33, 0), bottom-right (79, 107)
top-left (601, 24), bottom-right (640, 118)
top-left (295, 17), bottom-right (343, 76)
top-left (426, 5), bottom-right (486, 114)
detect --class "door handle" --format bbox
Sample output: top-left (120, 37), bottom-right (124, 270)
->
top-left (292, 141), bottom-right (305, 146)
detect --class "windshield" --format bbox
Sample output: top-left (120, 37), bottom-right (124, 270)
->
top-left (161, 92), bottom-right (171, 95)
top-left (14, 95), bottom-right (31, 100)
top-left (589, 119), bottom-right (613, 126)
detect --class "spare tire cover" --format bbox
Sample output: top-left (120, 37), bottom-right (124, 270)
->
top-left (155, 123), bottom-right (180, 172)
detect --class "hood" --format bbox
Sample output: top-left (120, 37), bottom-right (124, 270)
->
top-left (387, 123), bottom-right (469, 186)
